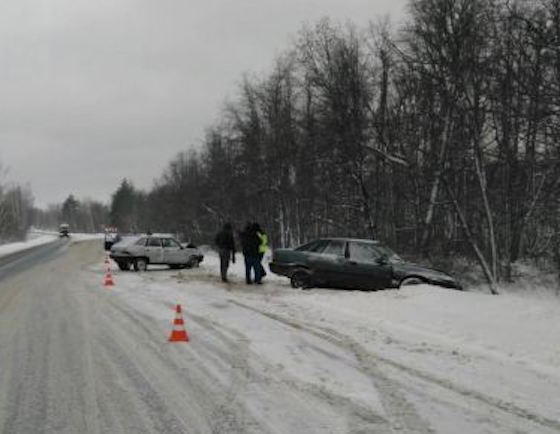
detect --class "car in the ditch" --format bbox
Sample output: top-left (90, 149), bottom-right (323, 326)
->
top-left (110, 234), bottom-right (204, 271)
top-left (269, 238), bottom-right (461, 290)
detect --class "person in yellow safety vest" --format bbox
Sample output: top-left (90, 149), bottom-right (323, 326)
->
top-left (254, 223), bottom-right (268, 279)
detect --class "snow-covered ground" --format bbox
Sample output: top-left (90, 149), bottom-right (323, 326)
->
top-left (92, 247), bottom-right (560, 433)
top-left (3, 239), bottom-right (560, 432)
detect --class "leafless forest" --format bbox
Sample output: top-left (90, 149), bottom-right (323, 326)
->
top-left (5, 0), bottom-right (560, 291)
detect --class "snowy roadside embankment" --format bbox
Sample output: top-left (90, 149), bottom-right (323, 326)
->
top-left (93, 248), bottom-right (560, 433)
top-left (0, 233), bottom-right (58, 258)
top-left (69, 233), bottom-right (105, 242)
top-left (0, 231), bottom-right (105, 260)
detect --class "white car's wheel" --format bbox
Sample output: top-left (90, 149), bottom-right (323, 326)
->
top-left (186, 256), bottom-right (199, 268)
top-left (117, 261), bottom-right (131, 271)
top-left (134, 258), bottom-right (148, 272)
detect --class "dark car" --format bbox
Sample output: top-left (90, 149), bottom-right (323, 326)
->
top-left (269, 238), bottom-right (461, 290)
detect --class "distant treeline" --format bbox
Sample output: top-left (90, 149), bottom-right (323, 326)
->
top-left (0, 176), bottom-right (34, 243)
top-left (32, 195), bottom-right (109, 235)
top-left (37, 0), bottom-right (560, 292)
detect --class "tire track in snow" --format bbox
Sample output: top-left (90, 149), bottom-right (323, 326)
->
top-left (97, 292), bottom-right (264, 434)
top-left (229, 299), bottom-right (560, 433)
top-left (187, 310), bottom-right (400, 434)
top-left (184, 313), bottom-right (265, 434)
top-left (103, 269), bottom-right (392, 432)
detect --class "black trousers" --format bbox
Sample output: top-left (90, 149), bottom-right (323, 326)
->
top-left (219, 249), bottom-right (231, 281)
top-left (257, 252), bottom-right (267, 277)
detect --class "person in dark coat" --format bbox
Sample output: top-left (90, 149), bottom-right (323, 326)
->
top-left (240, 223), bottom-right (262, 284)
top-left (215, 223), bottom-right (236, 283)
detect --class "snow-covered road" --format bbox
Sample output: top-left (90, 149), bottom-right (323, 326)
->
top-left (1, 240), bottom-right (559, 433)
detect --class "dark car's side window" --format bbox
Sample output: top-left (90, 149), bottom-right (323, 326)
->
top-left (348, 242), bottom-right (381, 262)
top-left (322, 240), bottom-right (346, 256)
top-left (147, 237), bottom-right (162, 247)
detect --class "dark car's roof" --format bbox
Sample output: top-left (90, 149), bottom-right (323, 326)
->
top-left (135, 234), bottom-right (177, 239)
top-left (316, 238), bottom-right (380, 244)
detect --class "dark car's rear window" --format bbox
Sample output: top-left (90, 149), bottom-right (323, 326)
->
top-left (322, 240), bottom-right (346, 256)
top-left (295, 240), bottom-right (329, 253)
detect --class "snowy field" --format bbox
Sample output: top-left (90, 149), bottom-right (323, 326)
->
top-left (3, 236), bottom-right (559, 432)
top-left (90, 246), bottom-right (560, 433)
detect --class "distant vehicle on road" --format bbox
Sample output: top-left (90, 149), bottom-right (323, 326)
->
top-left (59, 223), bottom-right (70, 238)
top-left (110, 235), bottom-right (204, 271)
top-left (269, 238), bottom-right (461, 290)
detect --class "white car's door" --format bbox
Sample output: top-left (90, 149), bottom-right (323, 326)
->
top-left (162, 238), bottom-right (185, 265)
top-left (145, 237), bottom-right (164, 263)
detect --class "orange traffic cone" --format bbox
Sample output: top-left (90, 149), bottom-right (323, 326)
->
top-left (168, 304), bottom-right (189, 342)
top-left (104, 270), bottom-right (115, 287)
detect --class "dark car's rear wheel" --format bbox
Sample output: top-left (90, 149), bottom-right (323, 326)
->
top-left (399, 276), bottom-right (423, 288)
top-left (290, 270), bottom-right (313, 289)
top-left (134, 258), bottom-right (148, 272)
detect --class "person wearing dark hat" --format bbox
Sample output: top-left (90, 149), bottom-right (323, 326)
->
top-left (239, 222), bottom-right (262, 284)
top-left (215, 223), bottom-right (236, 283)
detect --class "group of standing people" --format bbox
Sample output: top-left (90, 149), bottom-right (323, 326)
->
top-left (214, 222), bottom-right (268, 284)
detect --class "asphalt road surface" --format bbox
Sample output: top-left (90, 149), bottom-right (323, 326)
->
top-left (0, 239), bottom-right (68, 281)
top-left (1, 240), bottom-right (559, 434)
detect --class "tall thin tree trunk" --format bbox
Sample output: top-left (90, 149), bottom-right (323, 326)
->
top-left (474, 150), bottom-right (498, 283)
top-left (421, 112), bottom-right (453, 253)
top-left (444, 180), bottom-right (499, 295)
top-left (278, 196), bottom-right (286, 248)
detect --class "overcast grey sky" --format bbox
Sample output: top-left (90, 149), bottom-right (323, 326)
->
top-left (0, 0), bottom-right (406, 207)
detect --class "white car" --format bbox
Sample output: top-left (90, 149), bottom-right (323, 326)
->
top-left (110, 235), bottom-right (204, 271)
